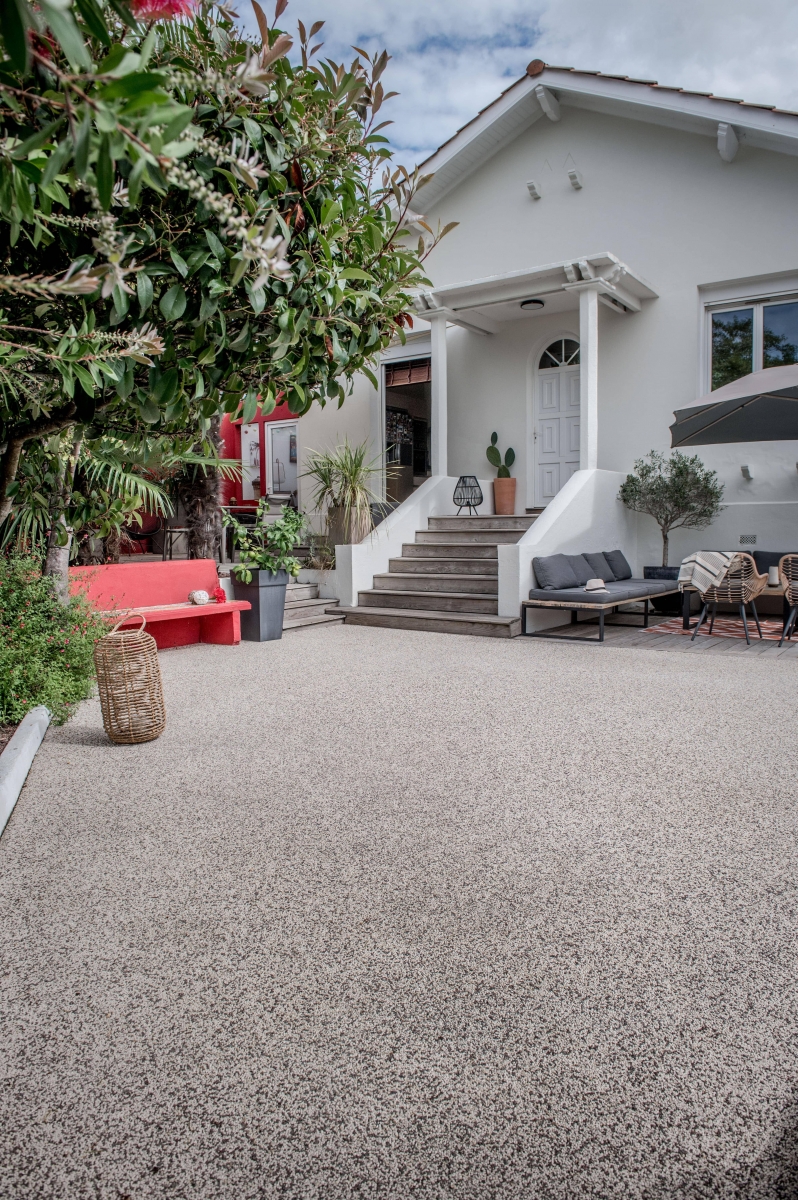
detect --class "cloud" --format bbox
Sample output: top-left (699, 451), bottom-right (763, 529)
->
top-left (238, 0), bottom-right (798, 164)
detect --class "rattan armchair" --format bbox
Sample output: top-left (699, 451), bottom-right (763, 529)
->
top-left (691, 552), bottom-right (768, 645)
top-left (778, 555), bottom-right (798, 647)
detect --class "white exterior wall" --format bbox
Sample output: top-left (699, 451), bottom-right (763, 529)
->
top-left (421, 106), bottom-right (798, 517)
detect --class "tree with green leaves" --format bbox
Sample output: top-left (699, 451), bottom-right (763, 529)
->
top-left (618, 450), bottom-right (724, 566)
top-left (0, 0), bottom-right (452, 578)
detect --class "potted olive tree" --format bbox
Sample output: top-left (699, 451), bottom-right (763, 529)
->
top-left (223, 504), bottom-right (305, 641)
top-left (619, 450), bottom-right (724, 611)
top-left (486, 433), bottom-right (516, 515)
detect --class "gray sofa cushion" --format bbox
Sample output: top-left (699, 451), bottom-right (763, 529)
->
top-left (582, 552), bottom-right (616, 581)
top-left (528, 578), bottom-right (678, 605)
top-left (603, 550), bottom-right (633, 580)
top-left (532, 554), bottom-right (579, 590)
top-left (565, 554), bottom-right (593, 586)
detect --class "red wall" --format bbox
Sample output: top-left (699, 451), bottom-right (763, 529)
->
top-left (220, 396), bottom-right (292, 505)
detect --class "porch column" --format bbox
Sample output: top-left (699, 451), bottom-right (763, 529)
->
top-left (429, 312), bottom-right (448, 476)
top-left (578, 284), bottom-right (600, 470)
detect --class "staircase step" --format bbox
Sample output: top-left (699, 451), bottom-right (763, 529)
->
top-left (333, 606), bottom-right (520, 638)
top-left (283, 611), bottom-right (345, 630)
top-left (284, 597), bottom-right (335, 618)
top-left (428, 515), bottom-right (536, 532)
top-left (402, 542), bottom-right (498, 559)
top-left (373, 572), bottom-right (498, 595)
top-left (359, 590), bottom-right (498, 614)
top-left (416, 530), bottom-right (524, 545)
top-left (389, 557), bottom-right (498, 576)
top-left (285, 583), bottom-right (319, 602)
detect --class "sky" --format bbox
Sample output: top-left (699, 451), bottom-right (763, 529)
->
top-left (238, 0), bottom-right (798, 167)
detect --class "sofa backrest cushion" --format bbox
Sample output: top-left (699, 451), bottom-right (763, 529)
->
top-left (582, 552), bottom-right (616, 582)
top-left (533, 554), bottom-right (580, 590)
top-left (69, 559), bottom-right (220, 610)
top-left (565, 554), bottom-right (593, 586)
top-left (603, 550), bottom-right (632, 580)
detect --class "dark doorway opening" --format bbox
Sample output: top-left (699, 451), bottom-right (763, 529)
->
top-left (384, 357), bottom-right (431, 504)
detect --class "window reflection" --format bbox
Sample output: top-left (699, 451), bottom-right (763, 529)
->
top-left (712, 309), bottom-right (753, 389)
top-left (763, 302), bottom-right (798, 367)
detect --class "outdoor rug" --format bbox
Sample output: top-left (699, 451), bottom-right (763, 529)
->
top-left (645, 615), bottom-right (788, 640)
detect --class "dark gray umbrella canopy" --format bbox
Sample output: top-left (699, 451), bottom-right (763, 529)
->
top-left (670, 364), bottom-right (798, 446)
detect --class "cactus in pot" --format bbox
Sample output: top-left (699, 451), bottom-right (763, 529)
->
top-left (486, 432), bottom-right (516, 514)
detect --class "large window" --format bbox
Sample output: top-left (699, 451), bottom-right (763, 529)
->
top-left (710, 298), bottom-right (798, 389)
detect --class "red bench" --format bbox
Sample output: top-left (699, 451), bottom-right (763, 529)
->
top-left (69, 559), bottom-right (250, 649)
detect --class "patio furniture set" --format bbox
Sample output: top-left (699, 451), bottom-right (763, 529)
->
top-left (523, 550), bottom-right (798, 646)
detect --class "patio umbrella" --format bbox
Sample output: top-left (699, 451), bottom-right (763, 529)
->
top-left (670, 364), bottom-right (798, 446)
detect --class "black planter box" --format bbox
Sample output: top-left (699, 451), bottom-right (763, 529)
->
top-left (233, 569), bottom-right (289, 641)
top-left (644, 565), bottom-right (681, 614)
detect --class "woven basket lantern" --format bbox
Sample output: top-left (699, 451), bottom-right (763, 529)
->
top-left (94, 613), bottom-right (166, 745)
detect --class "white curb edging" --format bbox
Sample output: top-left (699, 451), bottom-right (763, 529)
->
top-left (0, 706), bottom-right (51, 839)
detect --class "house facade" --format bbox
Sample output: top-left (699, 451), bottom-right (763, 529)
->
top-left (306, 63), bottom-right (798, 622)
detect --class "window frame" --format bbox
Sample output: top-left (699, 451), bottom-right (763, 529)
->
top-left (701, 272), bottom-right (798, 393)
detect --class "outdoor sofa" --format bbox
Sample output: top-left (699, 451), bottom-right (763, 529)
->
top-left (522, 551), bottom-right (680, 642)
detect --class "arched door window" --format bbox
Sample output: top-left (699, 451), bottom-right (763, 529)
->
top-left (535, 339), bottom-right (580, 505)
top-left (539, 339), bottom-right (580, 369)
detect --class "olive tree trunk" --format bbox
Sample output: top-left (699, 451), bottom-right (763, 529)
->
top-left (176, 416), bottom-right (223, 560)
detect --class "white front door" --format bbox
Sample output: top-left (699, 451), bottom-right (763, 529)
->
top-left (535, 363), bottom-right (580, 505)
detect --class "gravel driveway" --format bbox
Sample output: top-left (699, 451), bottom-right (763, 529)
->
top-left (1, 625), bottom-right (797, 1198)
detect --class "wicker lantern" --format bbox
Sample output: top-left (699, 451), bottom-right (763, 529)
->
top-left (453, 475), bottom-right (484, 516)
top-left (94, 614), bottom-right (166, 745)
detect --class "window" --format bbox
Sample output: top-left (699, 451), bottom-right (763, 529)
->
top-left (539, 338), bottom-right (580, 368)
top-left (710, 298), bottom-right (798, 389)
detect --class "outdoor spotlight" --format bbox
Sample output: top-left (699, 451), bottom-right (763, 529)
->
top-left (741, 465), bottom-right (753, 480)
top-left (520, 298), bottom-right (545, 310)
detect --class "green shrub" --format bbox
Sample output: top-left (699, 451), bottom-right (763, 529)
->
top-left (0, 556), bottom-right (105, 725)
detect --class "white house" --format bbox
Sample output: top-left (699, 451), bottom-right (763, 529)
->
top-left (303, 61), bottom-right (798, 634)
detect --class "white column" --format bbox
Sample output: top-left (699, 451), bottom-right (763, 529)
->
top-left (429, 312), bottom-right (448, 476)
top-left (578, 284), bottom-right (599, 470)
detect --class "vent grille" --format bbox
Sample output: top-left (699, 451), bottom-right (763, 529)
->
top-left (740, 534), bottom-right (757, 545)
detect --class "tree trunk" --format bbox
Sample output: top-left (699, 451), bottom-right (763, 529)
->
top-left (176, 416), bottom-right (223, 560)
top-left (44, 516), bottom-right (73, 604)
top-left (0, 437), bottom-right (24, 526)
top-left (662, 529), bottom-right (669, 567)
top-left (103, 528), bottom-right (121, 563)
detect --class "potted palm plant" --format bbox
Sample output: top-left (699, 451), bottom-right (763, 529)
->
top-left (223, 503), bottom-right (305, 641)
top-left (303, 440), bottom-right (386, 547)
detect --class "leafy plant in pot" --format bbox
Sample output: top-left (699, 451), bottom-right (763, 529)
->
top-left (619, 450), bottom-right (724, 613)
top-left (303, 440), bottom-right (387, 548)
top-left (223, 504), bottom-right (305, 641)
top-left (486, 433), bottom-right (516, 515)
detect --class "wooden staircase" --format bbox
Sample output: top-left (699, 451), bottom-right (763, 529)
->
top-left (283, 581), bottom-right (344, 631)
top-left (331, 514), bottom-right (540, 638)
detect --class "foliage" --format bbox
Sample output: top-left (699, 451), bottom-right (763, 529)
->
top-left (618, 450), bottom-right (724, 566)
top-left (302, 438), bottom-right (384, 543)
top-left (0, 0), bottom-right (452, 534)
top-left (0, 554), bottom-right (105, 723)
top-left (223, 500), bottom-right (304, 580)
top-left (486, 431), bottom-right (515, 478)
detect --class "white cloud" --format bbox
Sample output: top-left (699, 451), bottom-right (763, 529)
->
top-left (238, 0), bottom-right (798, 164)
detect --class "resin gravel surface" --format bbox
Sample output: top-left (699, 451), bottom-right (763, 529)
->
top-left (1, 625), bottom-right (797, 1199)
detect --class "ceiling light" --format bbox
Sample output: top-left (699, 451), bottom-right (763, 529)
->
top-left (520, 298), bottom-right (545, 310)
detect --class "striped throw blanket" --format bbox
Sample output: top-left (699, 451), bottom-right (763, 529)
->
top-left (678, 551), bottom-right (738, 595)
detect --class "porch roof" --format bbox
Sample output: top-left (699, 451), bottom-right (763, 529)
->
top-left (414, 252), bottom-right (657, 335)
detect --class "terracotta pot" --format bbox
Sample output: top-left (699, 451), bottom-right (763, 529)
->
top-left (493, 477), bottom-right (516, 516)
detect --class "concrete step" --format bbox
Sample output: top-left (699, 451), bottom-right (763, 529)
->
top-left (416, 529), bottom-right (525, 545)
top-left (427, 515), bottom-right (536, 532)
top-left (359, 590), bottom-right (498, 614)
top-left (402, 542), bottom-right (498, 559)
top-left (373, 572), bottom-right (498, 595)
top-left (388, 556), bottom-right (498, 576)
top-left (283, 611), bottom-right (345, 630)
top-left (332, 605), bottom-right (521, 638)
top-left (284, 597), bottom-right (334, 619)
